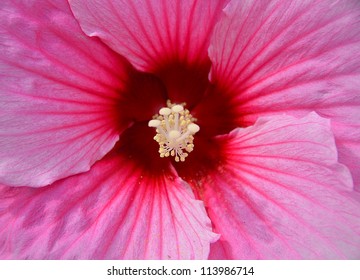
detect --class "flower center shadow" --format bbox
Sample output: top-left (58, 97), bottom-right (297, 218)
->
top-left (112, 59), bottom-right (240, 186)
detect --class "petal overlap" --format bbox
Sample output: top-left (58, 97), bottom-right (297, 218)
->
top-left (69, 0), bottom-right (229, 71)
top-left (208, 0), bottom-right (360, 189)
top-left (202, 113), bottom-right (360, 259)
top-left (0, 145), bottom-right (217, 259)
top-left (0, 0), bottom-right (359, 261)
top-left (0, 0), bottom-right (132, 187)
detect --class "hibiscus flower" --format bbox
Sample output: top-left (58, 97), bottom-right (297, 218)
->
top-left (1, 0), bottom-right (360, 259)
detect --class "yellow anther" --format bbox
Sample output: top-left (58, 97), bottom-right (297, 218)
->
top-left (148, 100), bottom-right (199, 162)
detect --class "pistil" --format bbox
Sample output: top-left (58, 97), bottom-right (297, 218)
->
top-left (148, 101), bottom-right (200, 162)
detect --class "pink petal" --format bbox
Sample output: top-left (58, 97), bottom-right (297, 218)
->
top-left (0, 146), bottom-right (217, 259)
top-left (203, 113), bottom-right (360, 259)
top-left (209, 0), bottom-right (360, 189)
top-left (0, 0), bottom-right (132, 187)
top-left (68, 0), bottom-right (229, 71)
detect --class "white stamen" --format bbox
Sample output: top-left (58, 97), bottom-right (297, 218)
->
top-left (163, 114), bottom-right (171, 131)
top-left (171, 105), bottom-right (184, 113)
top-left (169, 130), bottom-right (181, 139)
top-left (148, 101), bottom-right (200, 162)
top-left (148, 119), bottom-right (161, 127)
top-left (187, 123), bottom-right (200, 133)
top-left (159, 107), bottom-right (171, 115)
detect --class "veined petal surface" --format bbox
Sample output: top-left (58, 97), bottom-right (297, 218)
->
top-left (209, 0), bottom-right (360, 189)
top-left (0, 145), bottom-right (217, 259)
top-left (0, 0), bottom-right (131, 187)
top-left (69, 0), bottom-right (229, 71)
top-left (203, 113), bottom-right (360, 259)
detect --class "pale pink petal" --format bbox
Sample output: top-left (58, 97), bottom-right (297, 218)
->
top-left (203, 113), bottom-right (360, 259)
top-left (0, 0), bottom-right (132, 187)
top-left (0, 144), bottom-right (217, 259)
top-left (69, 0), bottom-right (229, 71)
top-left (209, 0), bottom-right (360, 189)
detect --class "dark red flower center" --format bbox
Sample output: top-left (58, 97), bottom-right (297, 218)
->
top-left (112, 58), bottom-right (241, 184)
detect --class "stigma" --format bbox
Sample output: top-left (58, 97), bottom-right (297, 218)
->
top-left (148, 101), bottom-right (200, 162)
